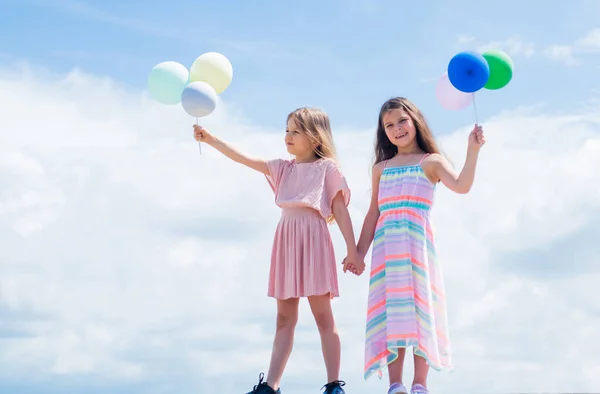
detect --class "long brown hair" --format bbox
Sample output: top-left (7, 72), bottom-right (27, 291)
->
top-left (374, 97), bottom-right (441, 164)
top-left (287, 107), bottom-right (337, 162)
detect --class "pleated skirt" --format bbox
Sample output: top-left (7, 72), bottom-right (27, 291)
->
top-left (268, 207), bottom-right (339, 300)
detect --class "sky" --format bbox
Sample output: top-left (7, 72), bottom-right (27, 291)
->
top-left (1, 1), bottom-right (600, 393)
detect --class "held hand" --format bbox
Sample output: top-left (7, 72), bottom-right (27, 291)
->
top-left (355, 250), bottom-right (367, 276)
top-left (468, 124), bottom-right (486, 153)
top-left (342, 257), bottom-right (359, 275)
top-left (353, 259), bottom-right (366, 276)
top-left (341, 257), bottom-right (352, 273)
top-left (193, 124), bottom-right (216, 144)
top-left (342, 252), bottom-right (366, 276)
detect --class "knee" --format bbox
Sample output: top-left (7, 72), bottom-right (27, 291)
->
top-left (313, 311), bottom-right (335, 332)
top-left (276, 312), bottom-right (297, 331)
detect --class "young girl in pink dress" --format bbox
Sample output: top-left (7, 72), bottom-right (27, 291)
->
top-left (193, 107), bottom-right (364, 394)
top-left (347, 97), bottom-right (485, 394)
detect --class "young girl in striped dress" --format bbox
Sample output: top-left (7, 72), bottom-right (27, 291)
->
top-left (350, 97), bottom-right (485, 394)
top-left (193, 107), bottom-right (363, 394)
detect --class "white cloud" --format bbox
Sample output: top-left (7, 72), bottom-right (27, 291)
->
top-left (576, 27), bottom-right (600, 52)
top-left (1, 63), bottom-right (600, 394)
top-left (476, 35), bottom-right (536, 57)
top-left (462, 28), bottom-right (600, 66)
top-left (456, 34), bottom-right (475, 45)
top-left (543, 44), bottom-right (580, 66)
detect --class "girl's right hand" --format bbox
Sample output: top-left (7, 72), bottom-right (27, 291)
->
top-left (342, 255), bottom-right (365, 276)
top-left (193, 124), bottom-right (216, 144)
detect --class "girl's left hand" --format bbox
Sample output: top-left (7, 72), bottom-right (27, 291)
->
top-left (353, 259), bottom-right (366, 276)
top-left (342, 254), bottom-right (365, 276)
top-left (468, 124), bottom-right (486, 151)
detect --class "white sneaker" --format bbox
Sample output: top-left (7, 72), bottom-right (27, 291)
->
top-left (410, 384), bottom-right (429, 394)
top-left (388, 383), bottom-right (408, 394)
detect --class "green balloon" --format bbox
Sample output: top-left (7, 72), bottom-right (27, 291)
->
top-left (482, 50), bottom-right (513, 90)
top-left (148, 61), bottom-right (189, 105)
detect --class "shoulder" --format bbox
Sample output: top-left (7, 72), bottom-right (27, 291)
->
top-left (373, 161), bottom-right (386, 177)
top-left (421, 153), bottom-right (449, 183)
top-left (322, 158), bottom-right (343, 173)
top-left (267, 158), bottom-right (293, 167)
top-left (422, 153), bottom-right (444, 163)
top-left (322, 157), bottom-right (337, 166)
top-left (421, 153), bottom-right (448, 169)
top-left (265, 158), bottom-right (293, 175)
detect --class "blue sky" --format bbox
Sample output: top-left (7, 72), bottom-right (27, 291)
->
top-left (3, 0), bottom-right (599, 131)
top-left (2, 1), bottom-right (600, 394)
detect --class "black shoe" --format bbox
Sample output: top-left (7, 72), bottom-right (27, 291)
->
top-left (247, 373), bottom-right (281, 394)
top-left (322, 380), bottom-right (346, 394)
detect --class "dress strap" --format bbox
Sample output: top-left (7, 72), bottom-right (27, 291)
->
top-left (419, 153), bottom-right (431, 164)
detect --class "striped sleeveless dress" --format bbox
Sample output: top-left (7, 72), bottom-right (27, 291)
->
top-left (364, 154), bottom-right (452, 380)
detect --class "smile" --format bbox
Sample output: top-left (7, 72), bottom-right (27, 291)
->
top-left (395, 131), bottom-right (408, 139)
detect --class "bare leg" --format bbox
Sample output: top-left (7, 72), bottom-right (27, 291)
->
top-left (388, 347), bottom-right (407, 386)
top-left (266, 297), bottom-right (300, 390)
top-left (308, 294), bottom-right (340, 383)
top-left (412, 353), bottom-right (429, 388)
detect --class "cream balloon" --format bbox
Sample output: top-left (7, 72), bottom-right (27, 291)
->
top-left (189, 52), bottom-right (233, 95)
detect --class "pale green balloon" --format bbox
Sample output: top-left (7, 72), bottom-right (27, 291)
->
top-left (148, 61), bottom-right (189, 105)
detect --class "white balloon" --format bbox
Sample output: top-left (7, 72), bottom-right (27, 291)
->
top-left (180, 81), bottom-right (217, 118)
top-left (190, 52), bottom-right (233, 95)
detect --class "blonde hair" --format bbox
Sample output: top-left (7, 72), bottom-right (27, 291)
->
top-left (287, 107), bottom-right (339, 224)
top-left (287, 107), bottom-right (338, 162)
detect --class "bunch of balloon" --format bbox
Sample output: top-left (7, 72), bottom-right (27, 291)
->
top-left (436, 49), bottom-right (513, 124)
top-left (147, 52), bottom-right (233, 154)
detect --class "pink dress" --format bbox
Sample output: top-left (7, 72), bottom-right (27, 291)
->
top-left (265, 157), bottom-right (351, 300)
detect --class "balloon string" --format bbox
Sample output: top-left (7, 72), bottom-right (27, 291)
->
top-left (472, 93), bottom-right (479, 125)
top-left (196, 117), bottom-right (202, 155)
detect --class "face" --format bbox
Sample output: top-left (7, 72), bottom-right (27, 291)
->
top-left (382, 108), bottom-right (417, 149)
top-left (285, 118), bottom-right (314, 157)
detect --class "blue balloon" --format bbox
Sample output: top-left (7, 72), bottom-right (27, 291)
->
top-left (181, 81), bottom-right (217, 118)
top-left (447, 51), bottom-right (490, 93)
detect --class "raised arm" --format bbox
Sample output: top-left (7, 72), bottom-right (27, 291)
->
top-left (423, 153), bottom-right (475, 194)
top-left (356, 162), bottom-right (384, 260)
top-left (194, 125), bottom-right (269, 175)
top-left (422, 125), bottom-right (485, 194)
